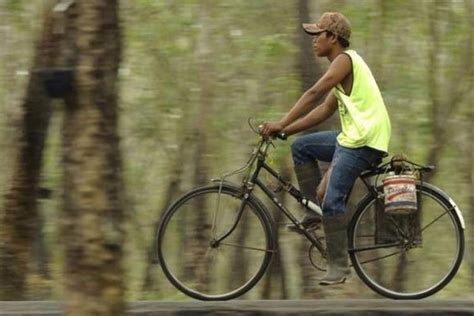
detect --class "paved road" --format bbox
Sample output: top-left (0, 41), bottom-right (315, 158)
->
top-left (1, 300), bottom-right (474, 315)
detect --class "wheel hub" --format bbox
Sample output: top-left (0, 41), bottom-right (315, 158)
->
top-left (209, 239), bottom-right (220, 248)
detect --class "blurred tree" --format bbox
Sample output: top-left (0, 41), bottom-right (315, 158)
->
top-left (0, 0), bottom-right (58, 300)
top-left (180, 0), bottom-right (214, 293)
top-left (141, 138), bottom-right (187, 293)
top-left (462, 0), bottom-right (474, 288)
top-left (425, 0), bottom-right (472, 181)
top-left (297, 0), bottom-right (322, 92)
top-left (61, 0), bottom-right (125, 314)
top-left (260, 168), bottom-right (290, 299)
top-left (370, 0), bottom-right (387, 85)
top-left (295, 0), bottom-right (326, 298)
top-left (193, 1), bottom-right (212, 190)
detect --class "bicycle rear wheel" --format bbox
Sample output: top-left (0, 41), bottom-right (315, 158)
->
top-left (349, 183), bottom-right (464, 299)
top-left (156, 183), bottom-right (275, 300)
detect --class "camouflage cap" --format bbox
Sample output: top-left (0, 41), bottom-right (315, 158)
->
top-left (302, 12), bottom-right (351, 42)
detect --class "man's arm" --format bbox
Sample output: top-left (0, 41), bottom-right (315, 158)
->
top-left (278, 54), bottom-right (351, 128)
top-left (282, 93), bottom-right (338, 136)
top-left (260, 53), bottom-right (351, 137)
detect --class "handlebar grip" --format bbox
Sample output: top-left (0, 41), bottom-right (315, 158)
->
top-left (257, 124), bottom-right (287, 140)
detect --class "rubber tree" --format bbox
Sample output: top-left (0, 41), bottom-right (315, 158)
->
top-left (0, 0), bottom-right (63, 300)
top-left (61, 0), bottom-right (126, 314)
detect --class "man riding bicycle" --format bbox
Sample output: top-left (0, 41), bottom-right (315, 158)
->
top-left (260, 12), bottom-right (391, 285)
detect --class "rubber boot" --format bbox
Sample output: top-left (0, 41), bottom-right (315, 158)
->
top-left (286, 162), bottom-right (322, 232)
top-left (319, 214), bottom-right (351, 285)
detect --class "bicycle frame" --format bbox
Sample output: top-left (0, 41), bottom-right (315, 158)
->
top-left (256, 159), bottom-right (328, 253)
top-left (213, 137), bottom-right (436, 257)
top-left (214, 138), bottom-right (327, 254)
top-left (247, 156), bottom-right (430, 257)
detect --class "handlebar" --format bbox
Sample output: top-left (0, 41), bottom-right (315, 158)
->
top-left (274, 132), bottom-right (288, 141)
top-left (248, 118), bottom-right (287, 141)
top-left (254, 122), bottom-right (287, 141)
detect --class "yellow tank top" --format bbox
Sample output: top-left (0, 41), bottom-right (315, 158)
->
top-left (332, 50), bottom-right (391, 153)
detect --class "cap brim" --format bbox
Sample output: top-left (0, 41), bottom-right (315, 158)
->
top-left (302, 23), bottom-right (324, 35)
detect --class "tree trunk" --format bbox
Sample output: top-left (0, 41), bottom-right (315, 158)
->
top-left (260, 208), bottom-right (285, 299)
top-left (297, 0), bottom-right (321, 92)
top-left (193, 1), bottom-right (212, 190)
top-left (464, 0), bottom-right (474, 289)
top-left (0, 1), bottom-right (58, 300)
top-left (62, 1), bottom-right (125, 314)
top-left (231, 205), bottom-right (251, 292)
top-left (141, 137), bottom-right (187, 292)
top-left (470, 109), bottom-right (474, 287)
top-left (260, 163), bottom-right (291, 299)
top-left (295, 0), bottom-right (325, 297)
top-left (392, 252), bottom-right (407, 293)
top-left (425, 1), bottom-right (442, 182)
top-left (371, 0), bottom-right (387, 86)
top-left (32, 215), bottom-right (51, 280)
top-left (181, 0), bottom-right (213, 293)
top-left (425, 0), bottom-right (471, 182)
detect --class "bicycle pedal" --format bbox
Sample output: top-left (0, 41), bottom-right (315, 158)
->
top-left (285, 223), bottom-right (320, 235)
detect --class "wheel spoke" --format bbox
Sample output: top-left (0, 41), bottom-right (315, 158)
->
top-left (356, 249), bottom-right (404, 265)
top-left (219, 241), bottom-right (276, 253)
top-left (421, 210), bottom-right (449, 233)
top-left (349, 241), bottom-right (401, 253)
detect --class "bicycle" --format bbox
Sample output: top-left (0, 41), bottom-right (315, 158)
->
top-left (156, 122), bottom-right (465, 300)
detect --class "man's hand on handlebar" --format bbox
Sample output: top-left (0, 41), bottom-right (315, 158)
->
top-left (259, 121), bottom-right (284, 139)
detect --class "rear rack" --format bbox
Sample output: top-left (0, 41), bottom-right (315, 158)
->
top-left (361, 159), bottom-right (435, 178)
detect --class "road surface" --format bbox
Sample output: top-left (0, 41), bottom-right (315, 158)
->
top-left (1, 300), bottom-right (473, 315)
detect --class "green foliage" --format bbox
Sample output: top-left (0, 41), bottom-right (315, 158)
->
top-left (5, 0), bottom-right (23, 13)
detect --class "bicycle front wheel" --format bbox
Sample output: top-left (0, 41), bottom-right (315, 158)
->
top-left (349, 183), bottom-right (464, 299)
top-left (156, 183), bottom-right (275, 300)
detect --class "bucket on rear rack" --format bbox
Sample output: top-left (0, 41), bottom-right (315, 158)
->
top-left (383, 173), bottom-right (418, 215)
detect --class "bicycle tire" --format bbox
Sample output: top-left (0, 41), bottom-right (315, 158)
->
top-left (348, 182), bottom-right (464, 299)
top-left (156, 183), bottom-right (276, 300)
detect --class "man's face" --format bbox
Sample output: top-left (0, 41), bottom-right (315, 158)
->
top-left (312, 31), bottom-right (332, 57)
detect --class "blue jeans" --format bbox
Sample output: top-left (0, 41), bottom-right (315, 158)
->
top-left (291, 130), bottom-right (384, 216)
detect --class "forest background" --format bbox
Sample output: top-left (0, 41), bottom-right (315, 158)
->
top-left (0, 0), bottom-right (472, 301)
